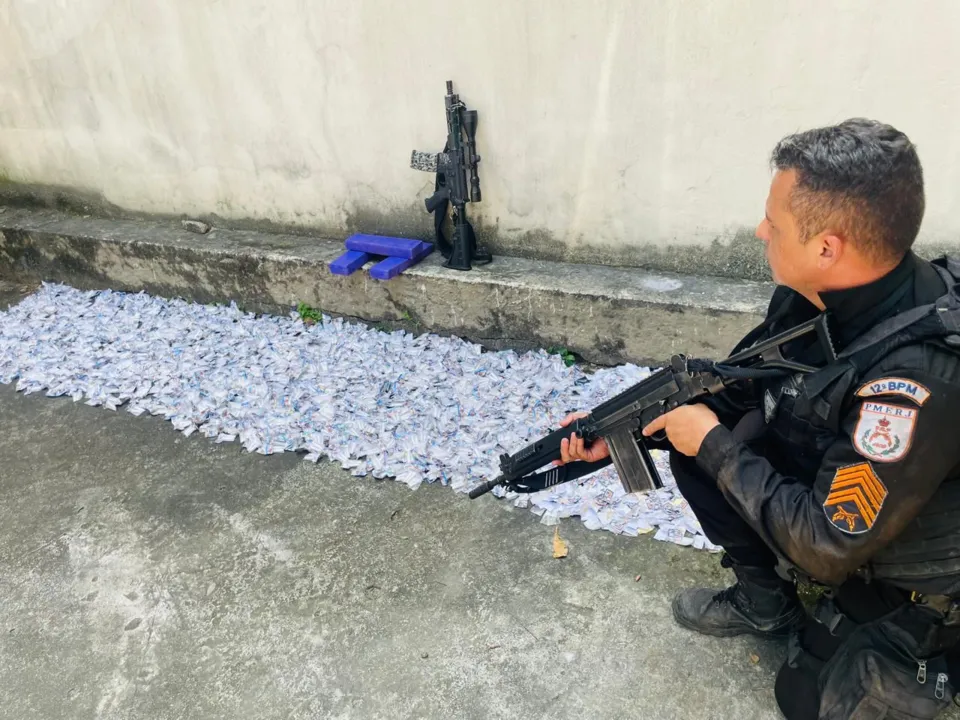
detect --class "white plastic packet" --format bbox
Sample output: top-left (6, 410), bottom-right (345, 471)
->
top-left (0, 283), bottom-right (720, 551)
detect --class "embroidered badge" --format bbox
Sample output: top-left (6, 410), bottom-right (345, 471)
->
top-left (763, 389), bottom-right (778, 423)
top-left (823, 462), bottom-right (888, 534)
top-left (855, 377), bottom-right (931, 406)
top-left (853, 402), bottom-right (917, 463)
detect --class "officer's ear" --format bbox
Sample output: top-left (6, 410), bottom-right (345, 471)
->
top-left (816, 231), bottom-right (845, 270)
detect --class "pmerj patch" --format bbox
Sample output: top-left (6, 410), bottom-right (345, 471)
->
top-left (855, 377), bottom-right (931, 405)
top-left (853, 402), bottom-right (917, 463)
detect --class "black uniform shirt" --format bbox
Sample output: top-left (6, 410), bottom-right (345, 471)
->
top-left (696, 253), bottom-right (960, 587)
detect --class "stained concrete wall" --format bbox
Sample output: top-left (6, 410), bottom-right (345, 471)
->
top-left (2, 1), bottom-right (960, 279)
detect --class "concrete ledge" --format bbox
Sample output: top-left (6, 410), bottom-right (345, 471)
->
top-left (0, 207), bottom-right (773, 365)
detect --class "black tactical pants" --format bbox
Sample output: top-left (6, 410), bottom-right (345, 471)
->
top-left (670, 452), bottom-right (959, 719)
top-left (669, 451), bottom-right (777, 569)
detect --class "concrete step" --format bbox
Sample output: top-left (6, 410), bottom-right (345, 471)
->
top-left (0, 207), bottom-right (773, 365)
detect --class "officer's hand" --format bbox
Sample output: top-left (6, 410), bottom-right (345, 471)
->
top-left (553, 412), bottom-right (611, 465)
top-left (641, 404), bottom-right (720, 457)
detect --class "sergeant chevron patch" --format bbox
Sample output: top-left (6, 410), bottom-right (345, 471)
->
top-left (823, 462), bottom-right (888, 534)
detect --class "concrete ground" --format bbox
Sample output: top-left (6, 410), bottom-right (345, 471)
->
top-left (0, 283), bottom-right (796, 720)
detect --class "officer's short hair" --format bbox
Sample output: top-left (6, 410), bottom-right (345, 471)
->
top-left (770, 118), bottom-right (925, 264)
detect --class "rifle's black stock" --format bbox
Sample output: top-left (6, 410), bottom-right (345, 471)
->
top-left (468, 315), bottom-right (835, 500)
top-left (411, 81), bottom-right (492, 271)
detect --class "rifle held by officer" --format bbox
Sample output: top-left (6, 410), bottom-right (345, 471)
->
top-left (469, 315), bottom-right (836, 500)
top-left (411, 81), bottom-right (492, 271)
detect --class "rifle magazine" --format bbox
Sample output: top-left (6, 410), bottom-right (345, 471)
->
top-left (607, 428), bottom-right (662, 494)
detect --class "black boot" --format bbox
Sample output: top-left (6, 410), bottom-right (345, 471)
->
top-left (672, 555), bottom-right (806, 638)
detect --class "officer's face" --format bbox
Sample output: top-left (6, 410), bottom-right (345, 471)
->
top-left (756, 170), bottom-right (824, 296)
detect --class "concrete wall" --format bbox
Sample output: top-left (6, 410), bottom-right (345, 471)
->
top-left (2, 0), bottom-right (960, 279)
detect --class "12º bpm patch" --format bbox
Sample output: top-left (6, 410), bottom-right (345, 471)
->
top-left (855, 377), bottom-right (931, 405)
top-left (853, 402), bottom-right (917, 463)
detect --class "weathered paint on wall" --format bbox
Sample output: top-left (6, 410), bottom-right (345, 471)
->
top-left (2, 1), bottom-right (959, 278)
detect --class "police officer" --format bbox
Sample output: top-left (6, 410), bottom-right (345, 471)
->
top-left (558, 118), bottom-right (960, 718)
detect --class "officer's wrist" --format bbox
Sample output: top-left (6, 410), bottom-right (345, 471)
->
top-left (695, 424), bottom-right (737, 479)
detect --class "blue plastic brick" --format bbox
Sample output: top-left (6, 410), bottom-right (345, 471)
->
top-left (368, 243), bottom-right (433, 280)
top-left (345, 234), bottom-right (431, 260)
top-left (329, 250), bottom-right (371, 276)
top-left (368, 256), bottom-right (409, 280)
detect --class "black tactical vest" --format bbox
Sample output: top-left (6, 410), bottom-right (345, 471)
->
top-left (761, 257), bottom-right (960, 594)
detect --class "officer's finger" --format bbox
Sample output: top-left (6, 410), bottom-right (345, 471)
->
top-left (557, 437), bottom-right (571, 465)
top-left (574, 435), bottom-right (590, 461)
top-left (642, 413), bottom-right (668, 437)
top-left (569, 432), bottom-right (585, 461)
top-left (559, 411), bottom-right (588, 428)
top-left (584, 439), bottom-right (609, 462)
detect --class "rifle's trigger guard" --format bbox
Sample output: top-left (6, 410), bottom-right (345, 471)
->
top-left (649, 429), bottom-right (667, 443)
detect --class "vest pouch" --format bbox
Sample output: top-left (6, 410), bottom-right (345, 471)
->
top-left (765, 375), bottom-right (840, 478)
top-left (816, 617), bottom-right (955, 719)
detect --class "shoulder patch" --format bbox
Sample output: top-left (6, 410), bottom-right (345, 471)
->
top-left (823, 462), bottom-right (888, 535)
top-left (855, 377), bottom-right (931, 405)
top-left (853, 402), bottom-right (917, 463)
